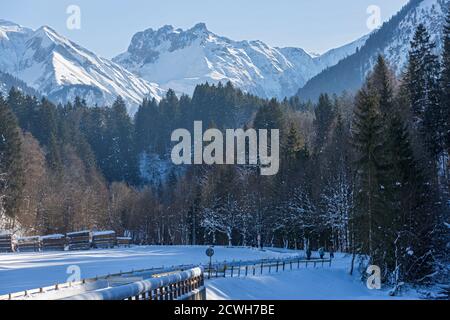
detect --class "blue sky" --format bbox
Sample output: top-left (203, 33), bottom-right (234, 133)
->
top-left (2, 0), bottom-right (409, 58)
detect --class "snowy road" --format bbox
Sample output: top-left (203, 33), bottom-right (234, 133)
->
top-left (206, 254), bottom-right (420, 300)
top-left (0, 246), bottom-right (299, 295)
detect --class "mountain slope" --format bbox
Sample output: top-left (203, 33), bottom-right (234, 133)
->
top-left (0, 70), bottom-right (40, 97)
top-left (297, 0), bottom-right (449, 101)
top-left (114, 23), bottom-right (368, 100)
top-left (0, 20), bottom-right (164, 113)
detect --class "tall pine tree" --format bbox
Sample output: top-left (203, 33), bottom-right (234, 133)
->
top-left (0, 96), bottom-right (24, 219)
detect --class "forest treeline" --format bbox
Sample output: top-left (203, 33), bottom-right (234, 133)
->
top-left (0, 18), bottom-right (449, 286)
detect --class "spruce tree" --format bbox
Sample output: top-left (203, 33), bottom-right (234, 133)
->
top-left (0, 96), bottom-right (24, 218)
top-left (368, 55), bottom-right (395, 117)
top-left (442, 11), bottom-right (450, 152)
top-left (352, 87), bottom-right (385, 259)
top-left (405, 24), bottom-right (443, 159)
top-left (104, 97), bottom-right (139, 183)
top-left (386, 108), bottom-right (437, 284)
top-left (314, 94), bottom-right (335, 152)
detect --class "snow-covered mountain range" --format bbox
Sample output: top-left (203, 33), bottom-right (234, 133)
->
top-left (0, 20), bottom-right (164, 113)
top-left (298, 0), bottom-right (449, 100)
top-left (0, 0), bottom-right (447, 111)
top-left (113, 23), bottom-right (368, 100)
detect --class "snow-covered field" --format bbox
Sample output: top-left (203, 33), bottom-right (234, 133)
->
top-left (206, 254), bottom-right (421, 300)
top-left (0, 246), bottom-right (299, 295)
top-left (0, 247), bottom-right (430, 299)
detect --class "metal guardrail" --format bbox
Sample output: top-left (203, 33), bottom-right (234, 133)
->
top-left (61, 267), bottom-right (204, 301)
top-left (0, 264), bottom-right (199, 300)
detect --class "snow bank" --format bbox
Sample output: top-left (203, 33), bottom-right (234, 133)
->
top-left (0, 245), bottom-right (298, 295)
top-left (206, 254), bottom-right (421, 300)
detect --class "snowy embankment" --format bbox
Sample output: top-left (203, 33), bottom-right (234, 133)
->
top-left (0, 246), bottom-right (298, 295)
top-left (206, 254), bottom-right (421, 300)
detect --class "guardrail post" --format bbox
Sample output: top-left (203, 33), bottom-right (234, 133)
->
top-left (253, 265), bottom-right (256, 276)
top-left (238, 264), bottom-right (241, 277)
top-left (245, 265), bottom-right (248, 277)
top-left (297, 259), bottom-right (300, 269)
top-left (223, 265), bottom-right (227, 278)
top-left (231, 265), bottom-right (234, 277)
top-left (173, 283), bottom-right (177, 300)
top-left (290, 261), bottom-right (292, 270)
top-left (282, 262), bottom-right (285, 271)
top-left (276, 261), bottom-right (279, 272)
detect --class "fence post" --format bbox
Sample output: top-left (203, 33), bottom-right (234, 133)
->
top-left (253, 265), bottom-right (256, 276)
top-left (231, 265), bottom-right (234, 277)
top-left (261, 262), bottom-right (263, 275)
top-left (290, 261), bottom-right (292, 270)
top-left (276, 261), bottom-right (279, 272)
top-left (298, 259), bottom-right (300, 269)
top-left (224, 265), bottom-right (227, 278)
top-left (238, 264), bottom-right (241, 277)
top-left (245, 265), bottom-right (248, 277)
top-left (282, 262), bottom-right (285, 271)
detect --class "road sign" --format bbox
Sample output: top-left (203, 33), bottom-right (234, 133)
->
top-left (206, 247), bottom-right (214, 257)
top-left (206, 247), bottom-right (214, 279)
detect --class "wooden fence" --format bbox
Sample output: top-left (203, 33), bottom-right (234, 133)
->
top-left (205, 257), bottom-right (332, 279)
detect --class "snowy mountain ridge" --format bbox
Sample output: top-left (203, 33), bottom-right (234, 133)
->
top-left (0, 20), bottom-right (165, 114)
top-left (113, 23), bottom-right (369, 99)
top-left (298, 0), bottom-right (449, 100)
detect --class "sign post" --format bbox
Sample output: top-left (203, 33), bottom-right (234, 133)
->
top-left (206, 246), bottom-right (214, 279)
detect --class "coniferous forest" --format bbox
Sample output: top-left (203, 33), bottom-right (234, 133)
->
top-left (1, 18), bottom-right (449, 288)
